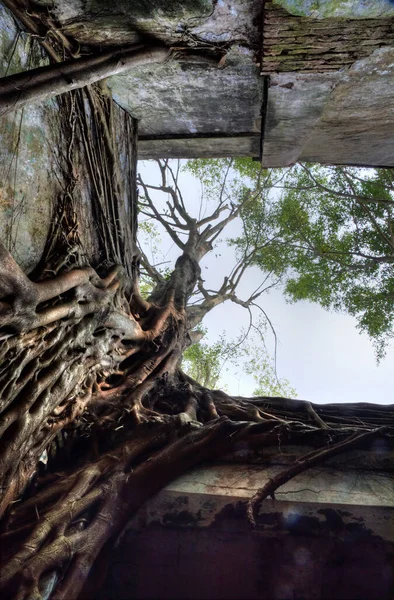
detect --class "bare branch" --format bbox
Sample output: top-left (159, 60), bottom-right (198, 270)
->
top-left (138, 175), bottom-right (185, 251)
top-left (340, 169), bottom-right (394, 252)
top-left (138, 246), bottom-right (166, 285)
top-left (300, 163), bottom-right (394, 207)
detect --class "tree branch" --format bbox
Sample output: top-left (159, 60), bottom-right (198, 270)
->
top-left (0, 46), bottom-right (169, 115)
top-left (300, 164), bottom-right (394, 207)
top-left (247, 426), bottom-right (387, 526)
top-left (138, 176), bottom-right (185, 251)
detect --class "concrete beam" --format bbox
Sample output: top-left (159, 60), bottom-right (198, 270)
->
top-left (134, 461), bottom-right (394, 542)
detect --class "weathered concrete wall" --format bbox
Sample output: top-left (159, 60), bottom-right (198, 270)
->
top-left (103, 522), bottom-right (394, 599)
top-left (24, 0), bottom-right (263, 158)
top-left (19, 0), bottom-right (394, 165)
top-left (262, 3), bottom-right (394, 72)
top-left (137, 134), bottom-right (261, 159)
top-left (100, 448), bottom-right (394, 599)
top-left (0, 4), bottom-right (139, 271)
top-left (40, 0), bottom-right (264, 158)
top-left (108, 48), bottom-right (263, 137)
top-left (109, 1), bottom-right (394, 165)
top-left (103, 521), bottom-right (394, 599)
top-left (259, 2), bottom-right (394, 166)
top-left (263, 47), bottom-right (394, 167)
top-left (0, 5), bottom-right (58, 271)
top-left (38, 0), bottom-right (260, 48)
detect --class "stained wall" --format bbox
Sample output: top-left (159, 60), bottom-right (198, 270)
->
top-left (100, 448), bottom-right (394, 599)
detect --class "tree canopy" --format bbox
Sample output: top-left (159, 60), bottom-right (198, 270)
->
top-left (184, 159), bottom-right (394, 360)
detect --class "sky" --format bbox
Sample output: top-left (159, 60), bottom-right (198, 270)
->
top-left (137, 160), bottom-right (394, 406)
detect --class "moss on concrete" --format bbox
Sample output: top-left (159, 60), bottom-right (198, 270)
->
top-left (263, 2), bottom-right (394, 72)
top-left (273, 0), bottom-right (394, 18)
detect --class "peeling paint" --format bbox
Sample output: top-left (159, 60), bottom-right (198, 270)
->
top-left (101, 471), bottom-right (394, 600)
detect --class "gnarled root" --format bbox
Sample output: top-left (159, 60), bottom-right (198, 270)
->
top-left (0, 416), bottom-right (268, 600)
top-left (0, 254), bottom-right (148, 515)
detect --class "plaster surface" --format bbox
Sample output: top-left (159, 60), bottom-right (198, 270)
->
top-left (0, 5), bottom-right (139, 271)
top-left (0, 5), bottom-right (56, 271)
top-left (137, 135), bottom-right (261, 159)
top-left (137, 460), bottom-right (394, 540)
top-left (10, 1), bottom-right (394, 166)
top-left (299, 47), bottom-right (394, 166)
top-left (39, 0), bottom-right (260, 48)
top-left (108, 48), bottom-right (263, 137)
top-left (263, 47), bottom-right (394, 166)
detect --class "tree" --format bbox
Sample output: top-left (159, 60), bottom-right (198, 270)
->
top-left (0, 6), bottom-right (393, 600)
top-left (136, 157), bottom-right (293, 394)
top-left (217, 159), bottom-right (394, 360)
top-left (182, 331), bottom-right (229, 389)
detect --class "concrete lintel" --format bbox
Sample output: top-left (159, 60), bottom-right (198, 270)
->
top-left (131, 462), bottom-right (394, 543)
top-left (138, 135), bottom-right (261, 158)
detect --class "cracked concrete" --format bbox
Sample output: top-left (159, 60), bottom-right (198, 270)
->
top-left (263, 47), bottom-right (394, 166)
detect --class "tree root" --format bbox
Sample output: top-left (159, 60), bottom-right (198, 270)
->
top-left (246, 425), bottom-right (388, 527)
top-left (2, 400), bottom-right (391, 600)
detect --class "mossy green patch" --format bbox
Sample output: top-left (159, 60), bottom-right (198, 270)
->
top-left (0, 4), bottom-right (48, 77)
top-left (272, 0), bottom-right (394, 18)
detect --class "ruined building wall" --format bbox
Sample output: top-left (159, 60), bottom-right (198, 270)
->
top-left (262, 2), bottom-right (394, 73)
top-left (100, 448), bottom-right (394, 600)
top-left (2, 1), bottom-right (394, 168)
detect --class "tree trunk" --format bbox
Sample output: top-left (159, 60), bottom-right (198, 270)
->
top-left (0, 81), bottom-right (392, 599)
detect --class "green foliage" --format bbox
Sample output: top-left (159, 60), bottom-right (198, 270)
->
top-left (183, 158), bottom-right (251, 208)
top-left (230, 161), bottom-right (394, 360)
top-left (182, 330), bottom-right (296, 397)
top-left (139, 275), bottom-right (154, 299)
top-left (140, 157), bottom-right (394, 390)
top-left (241, 344), bottom-right (297, 397)
top-left (182, 328), bottom-right (225, 389)
top-left (184, 158), bottom-right (394, 359)
top-left (138, 220), bottom-right (162, 259)
top-left (138, 158), bottom-right (296, 392)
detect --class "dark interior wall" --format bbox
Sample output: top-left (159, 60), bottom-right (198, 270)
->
top-left (100, 509), bottom-right (394, 600)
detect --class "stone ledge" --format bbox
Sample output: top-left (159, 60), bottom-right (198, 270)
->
top-left (128, 462), bottom-right (394, 543)
top-left (105, 453), bottom-right (394, 599)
